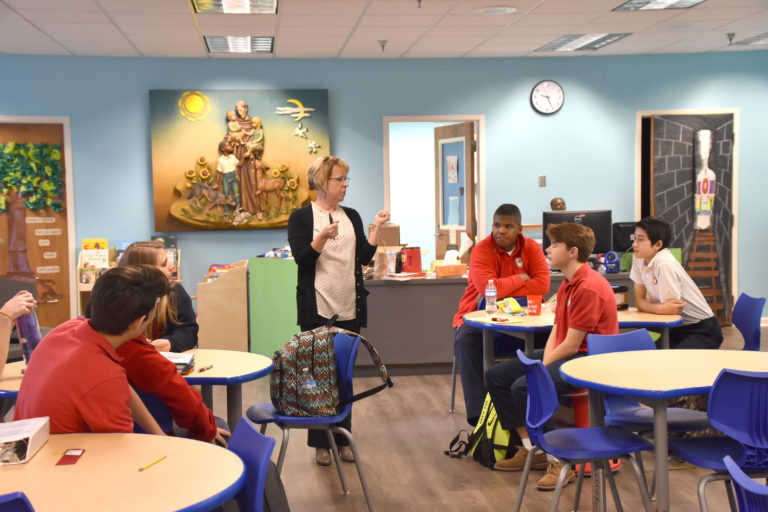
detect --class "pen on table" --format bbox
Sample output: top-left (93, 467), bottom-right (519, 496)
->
top-left (138, 455), bottom-right (166, 472)
top-left (198, 364), bottom-right (214, 373)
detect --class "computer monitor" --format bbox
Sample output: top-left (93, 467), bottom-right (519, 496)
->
top-left (542, 210), bottom-right (613, 254)
top-left (612, 222), bottom-right (636, 252)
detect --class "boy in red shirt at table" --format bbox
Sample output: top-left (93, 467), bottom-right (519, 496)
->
top-left (453, 203), bottom-right (550, 426)
top-left (15, 266), bottom-right (169, 434)
top-left (486, 223), bottom-right (618, 491)
top-left (116, 335), bottom-right (230, 446)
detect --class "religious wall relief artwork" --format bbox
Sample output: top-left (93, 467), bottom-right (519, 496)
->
top-left (150, 90), bottom-right (329, 231)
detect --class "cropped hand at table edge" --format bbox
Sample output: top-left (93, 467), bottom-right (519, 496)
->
top-left (213, 428), bottom-right (231, 447)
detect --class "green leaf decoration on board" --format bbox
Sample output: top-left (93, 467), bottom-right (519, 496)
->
top-left (0, 142), bottom-right (64, 213)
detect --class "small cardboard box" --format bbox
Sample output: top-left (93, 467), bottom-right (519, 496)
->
top-left (369, 223), bottom-right (400, 247)
top-left (435, 263), bottom-right (468, 278)
top-left (0, 416), bottom-right (50, 465)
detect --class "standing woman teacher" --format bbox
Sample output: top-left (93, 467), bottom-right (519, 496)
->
top-left (287, 155), bottom-right (389, 467)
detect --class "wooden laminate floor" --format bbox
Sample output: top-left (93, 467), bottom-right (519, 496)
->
top-left (212, 324), bottom-right (762, 512)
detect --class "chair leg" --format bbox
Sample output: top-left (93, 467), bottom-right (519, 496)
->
top-left (724, 479), bottom-right (738, 512)
top-left (275, 426), bottom-right (290, 475)
top-left (548, 458), bottom-right (571, 512)
top-left (605, 460), bottom-right (624, 512)
top-left (325, 429), bottom-right (350, 495)
top-left (696, 472), bottom-right (732, 512)
top-left (450, 356), bottom-right (457, 413)
top-left (513, 447), bottom-right (539, 512)
top-left (572, 460), bottom-right (587, 512)
top-left (333, 426), bottom-right (375, 512)
top-left (624, 453), bottom-right (653, 512)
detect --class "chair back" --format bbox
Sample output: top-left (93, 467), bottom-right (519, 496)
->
top-left (228, 417), bottom-right (277, 512)
top-left (724, 454), bottom-right (768, 512)
top-left (516, 349), bottom-right (557, 451)
top-left (587, 329), bottom-right (656, 416)
top-left (709, 369), bottom-right (768, 467)
top-left (0, 492), bottom-right (34, 512)
top-left (587, 328), bottom-right (656, 355)
top-left (732, 293), bottom-right (766, 351)
top-left (334, 332), bottom-right (362, 410)
top-left (132, 390), bottom-right (174, 434)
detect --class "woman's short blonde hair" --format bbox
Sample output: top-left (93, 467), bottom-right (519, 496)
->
top-left (307, 156), bottom-right (349, 191)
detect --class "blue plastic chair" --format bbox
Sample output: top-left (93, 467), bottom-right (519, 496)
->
top-left (587, 329), bottom-right (710, 432)
top-left (246, 333), bottom-right (375, 511)
top-left (228, 417), bottom-right (277, 512)
top-left (513, 349), bottom-right (654, 512)
top-left (449, 297), bottom-right (527, 413)
top-left (724, 455), bottom-right (768, 512)
top-left (0, 492), bottom-right (34, 512)
top-left (732, 293), bottom-right (766, 351)
top-left (669, 369), bottom-right (768, 512)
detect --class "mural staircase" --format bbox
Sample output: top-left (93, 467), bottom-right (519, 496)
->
top-left (685, 229), bottom-right (727, 324)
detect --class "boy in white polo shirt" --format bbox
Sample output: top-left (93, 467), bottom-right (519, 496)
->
top-left (630, 216), bottom-right (723, 349)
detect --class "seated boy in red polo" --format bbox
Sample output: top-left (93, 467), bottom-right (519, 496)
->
top-left (116, 337), bottom-right (230, 445)
top-left (14, 265), bottom-right (170, 433)
top-left (486, 223), bottom-right (618, 491)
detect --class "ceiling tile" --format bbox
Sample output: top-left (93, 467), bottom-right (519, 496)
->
top-left (358, 14), bottom-right (443, 27)
top-left (15, 8), bottom-right (110, 23)
top-left (98, 0), bottom-right (192, 13)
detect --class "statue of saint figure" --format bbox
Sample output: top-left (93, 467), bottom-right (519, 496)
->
top-left (694, 130), bottom-right (716, 230)
top-left (225, 101), bottom-right (265, 215)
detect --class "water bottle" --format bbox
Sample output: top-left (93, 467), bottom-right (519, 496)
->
top-left (485, 279), bottom-right (497, 316)
top-left (17, 311), bottom-right (42, 364)
top-left (300, 367), bottom-right (317, 389)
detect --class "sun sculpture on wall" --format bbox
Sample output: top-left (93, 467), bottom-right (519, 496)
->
top-left (178, 92), bottom-right (210, 122)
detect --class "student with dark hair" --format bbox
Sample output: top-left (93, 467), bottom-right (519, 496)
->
top-left (631, 216), bottom-right (722, 349)
top-left (452, 203), bottom-right (550, 426)
top-left (486, 223), bottom-right (618, 490)
top-left (15, 266), bottom-right (171, 434)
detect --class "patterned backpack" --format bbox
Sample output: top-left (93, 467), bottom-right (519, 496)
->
top-left (270, 325), bottom-right (393, 416)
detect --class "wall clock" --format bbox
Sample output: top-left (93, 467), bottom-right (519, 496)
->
top-left (530, 80), bottom-right (564, 115)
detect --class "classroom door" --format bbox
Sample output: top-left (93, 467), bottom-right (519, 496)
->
top-left (434, 122), bottom-right (476, 261)
top-left (0, 120), bottom-right (74, 327)
top-left (642, 112), bottom-right (736, 324)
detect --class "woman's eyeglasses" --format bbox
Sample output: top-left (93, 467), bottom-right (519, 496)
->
top-left (328, 176), bottom-right (350, 184)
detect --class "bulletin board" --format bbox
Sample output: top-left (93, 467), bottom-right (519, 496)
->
top-left (0, 116), bottom-right (76, 326)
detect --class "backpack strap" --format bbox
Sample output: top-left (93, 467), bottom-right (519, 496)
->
top-left (330, 328), bottom-right (394, 409)
top-left (444, 429), bottom-right (471, 458)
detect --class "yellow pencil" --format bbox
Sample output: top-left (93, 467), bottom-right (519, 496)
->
top-left (138, 455), bottom-right (166, 472)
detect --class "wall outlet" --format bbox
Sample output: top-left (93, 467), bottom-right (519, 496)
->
top-left (538, 174), bottom-right (546, 187)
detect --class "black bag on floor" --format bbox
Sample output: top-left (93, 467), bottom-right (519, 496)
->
top-left (445, 393), bottom-right (519, 469)
top-left (264, 461), bottom-right (291, 512)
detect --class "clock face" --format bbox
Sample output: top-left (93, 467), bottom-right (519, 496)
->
top-left (531, 80), bottom-right (564, 115)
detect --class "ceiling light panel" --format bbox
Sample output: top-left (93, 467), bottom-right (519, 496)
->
top-left (204, 35), bottom-right (274, 52)
top-left (193, 0), bottom-right (277, 14)
top-left (536, 33), bottom-right (632, 51)
top-left (614, 0), bottom-right (706, 10)
top-left (734, 32), bottom-right (768, 45)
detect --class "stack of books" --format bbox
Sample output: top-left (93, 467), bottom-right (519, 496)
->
top-left (160, 352), bottom-right (195, 374)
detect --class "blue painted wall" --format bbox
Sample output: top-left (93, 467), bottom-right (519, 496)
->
top-left (0, 51), bottom-right (766, 300)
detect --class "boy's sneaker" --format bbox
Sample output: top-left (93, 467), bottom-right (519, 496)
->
top-left (536, 461), bottom-right (576, 491)
top-left (494, 445), bottom-right (548, 471)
